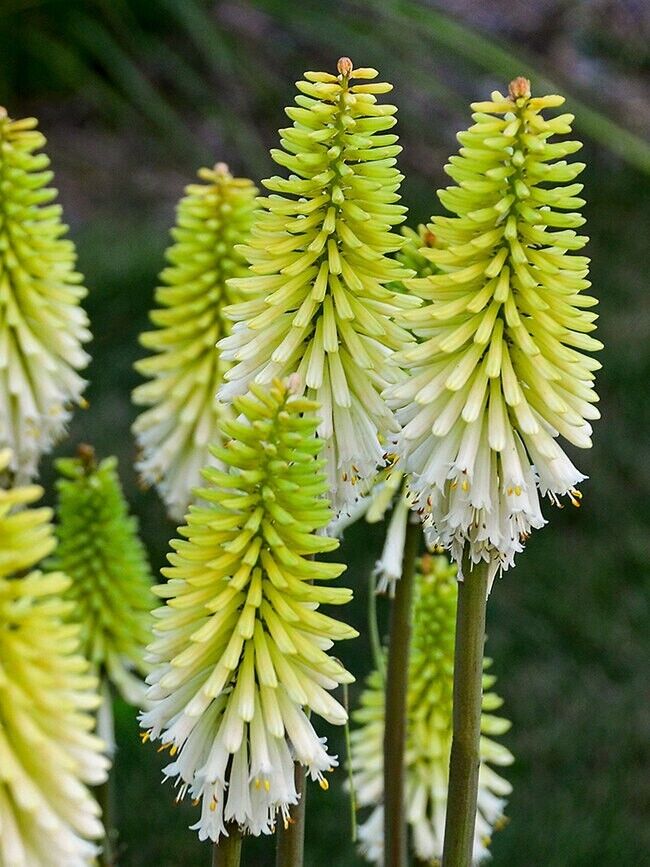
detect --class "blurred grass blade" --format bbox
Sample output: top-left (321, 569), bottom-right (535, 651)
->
top-left (158, 0), bottom-right (269, 173)
top-left (393, 0), bottom-right (650, 174)
top-left (25, 30), bottom-right (138, 123)
top-left (67, 13), bottom-right (203, 162)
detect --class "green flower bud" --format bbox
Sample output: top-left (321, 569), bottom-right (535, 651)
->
top-left (50, 447), bottom-right (153, 706)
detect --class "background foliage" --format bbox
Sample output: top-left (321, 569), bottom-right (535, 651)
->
top-left (1, 1), bottom-right (648, 864)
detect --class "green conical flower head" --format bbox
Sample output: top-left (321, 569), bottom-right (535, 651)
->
top-left (141, 378), bottom-right (358, 841)
top-left (0, 449), bottom-right (109, 866)
top-left (133, 163), bottom-right (258, 520)
top-left (350, 555), bottom-right (513, 864)
top-left (0, 110), bottom-right (91, 480)
top-left (218, 58), bottom-right (418, 511)
top-left (387, 79), bottom-right (602, 582)
top-left (50, 447), bottom-right (153, 705)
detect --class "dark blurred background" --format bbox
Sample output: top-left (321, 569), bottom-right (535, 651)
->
top-left (2, 1), bottom-right (648, 864)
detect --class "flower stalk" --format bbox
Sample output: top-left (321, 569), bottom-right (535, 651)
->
top-left (212, 825), bottom-right (243, 867)
top-left (275, 765), bottom-right (307, 867)
top-left (383, 517), bottom-right (421, 867)
top-left (442, 555), bottom-right (489, 867)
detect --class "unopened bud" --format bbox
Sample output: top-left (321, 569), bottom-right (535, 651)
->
top-left (77, 443), bottom-right (96, 472)
top-left (508, 76), bottom-right (531, 101)
top-left (337, 57), bottom-right (353, 78)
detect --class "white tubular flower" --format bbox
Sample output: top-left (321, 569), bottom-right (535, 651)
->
top-left (217, 58), bottom-right (418, 512)
top-left (387, 79), bottom-right (602, 583)
top-left (141, 379), bottom-right (357, 842)
top-left (133, 164), bottom-right (257, 520)
top-left (0, 450), bottom-right (109, 866)
top-left (351, 554), bottom-right (513, 865)
top-left (0, 111), bottom-right (91, 480)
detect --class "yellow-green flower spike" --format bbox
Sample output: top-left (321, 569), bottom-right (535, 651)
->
top-left (350, 555), bottom-right (513, 864)
top-left (50, 445), bottom-right (153, 707)
top-left (132, 164), bottom-right (258, 520)
top-left (387, 79), bottom-right (602, 583)
top-left (218, 59), bottom-right (419, 512)
top-left (0, 110), bottom-right (91, 481)
top-left (0, 449), bottom-right (109, 866)
top-left (141, 377), bottom-right (358, 842)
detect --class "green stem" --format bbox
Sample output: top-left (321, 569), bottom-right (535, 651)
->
top-left (96, 677), bottom-right (116, 867)
top-left (96, 775), bottom-right (116, 866)
top-left (368, 568), bottom-right (386, 680)
top-left (275, 763), bottom-right (307, 867)
top-left (441, 554), bottom-right (489, 867)
top-left (212, 824), bottom-right (243, 867)
top-left (383, 518), bottom-right (421, 867)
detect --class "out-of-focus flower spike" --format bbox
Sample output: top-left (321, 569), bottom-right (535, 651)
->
top-left (49, 445), bottom-right (154, 707)
top-left (133, 163), bottom-right (258, 520)
top-left (387, 80), bottom-right (602, 584)
top-left (217, 60), bottom-right (419, 512)
top-left (0, 111), bottom-right (91, 479)
top-left (141, 378), bottom-right (357, 842)
top-left (350, 554), bottom-right (513, 864)
top-left (0, 449), bottom-right (109, 866)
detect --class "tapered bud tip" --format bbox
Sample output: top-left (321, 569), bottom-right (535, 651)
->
top-left (76, 443), bottom-right (96, 471)
top-left (286, 372), bottom-right (303, 394)
top-left (0, 107), bottom-right (6, 120)
top-left (508, 76), bottom-right (531, 100)
top-left (337, 57), bottom-right (353, 77)
top-left (423, 230), bottom-right (437, 248)
top-left (214, 161), bottom-right (230, 176)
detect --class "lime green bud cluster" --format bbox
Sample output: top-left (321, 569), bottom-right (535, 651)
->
top-left (219, 60), bottom-right (418, 510)
top-left (50, 448), bottom-right (153, 706)
top-left (351, 555), bottom-right (513, 864)
top-left (133, 164), bottom-right (258, 519)
top-left (388, 80), bottom-right (602, 582)
top-left (142, 378), bottom-right (357, 841)
top-left (0, 111), bottom-right (91, 480)
top-left (0, 449), bottom-right (109, 866)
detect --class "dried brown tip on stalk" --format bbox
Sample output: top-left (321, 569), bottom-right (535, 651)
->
top-left (76, 443), bottom-right (97, 471)
top-left (508, 76), bottom-right (531, 100)
top-left (423, 230), bottom-right (437, 248)
top-left (337, 57), bottom-right (353, 77)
